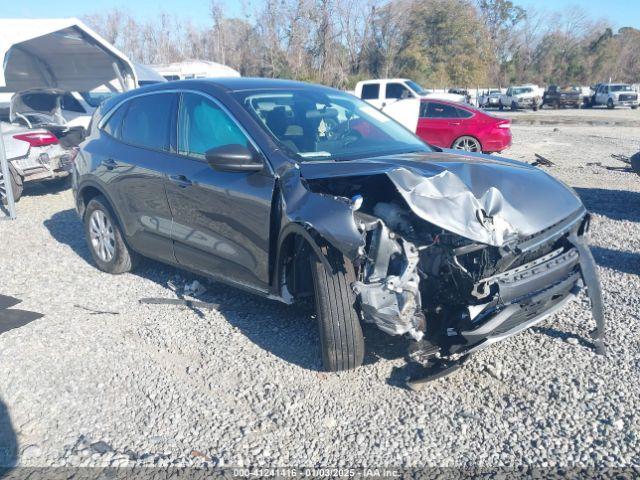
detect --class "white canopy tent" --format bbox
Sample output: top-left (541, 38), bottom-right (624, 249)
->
top-left (0, 18), bottom-right (138, 219)
top-left (0, 18), bottom-right (137, 93)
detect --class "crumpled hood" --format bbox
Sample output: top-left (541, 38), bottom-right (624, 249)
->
top-left (299, 151), bottom-right (585, 246)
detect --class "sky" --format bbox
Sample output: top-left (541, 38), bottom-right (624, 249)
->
top-left (0, 0), bottom-right (639, 29)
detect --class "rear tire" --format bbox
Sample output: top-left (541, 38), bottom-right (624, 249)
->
top-left (0, 163), bottom-right (23, 204)
top-left (310, 245), bottom-right (365, 371)
top-left (83, 195), bottom-right (138, 274)
top-left (452, 136), bottom-right (482, 152)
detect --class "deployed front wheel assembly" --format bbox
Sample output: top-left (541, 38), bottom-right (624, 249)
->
top-left (310, 245), bottom-right (365, 371)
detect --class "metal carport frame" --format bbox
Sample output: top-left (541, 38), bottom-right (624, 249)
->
top-left (0, 18), bottom-right (137, 219)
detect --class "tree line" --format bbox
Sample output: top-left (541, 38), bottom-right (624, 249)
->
top-left (84, 0), bottom-right (640, 89)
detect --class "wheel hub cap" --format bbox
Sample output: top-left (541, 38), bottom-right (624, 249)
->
top-left (89, 210), bottom-right (116, 262)
top-left (454, 138), bottom-right (479, 152)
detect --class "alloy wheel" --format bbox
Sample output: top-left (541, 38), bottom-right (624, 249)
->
top-left (89, 210), bottom-right (116, 262)
top-left (452, 136), bottom-right (481, 152)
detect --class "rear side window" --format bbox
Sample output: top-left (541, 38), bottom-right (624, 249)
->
top-left (177, 93), bottom-right (249, 158)
top-left (360, 83), bottom-right (380, 100)
top-left (119, 93), bottom-right (175, 151)
top-left (422, 102), bottom-right (459, 118)
top-left (386, 83), bottom-right (411, 99)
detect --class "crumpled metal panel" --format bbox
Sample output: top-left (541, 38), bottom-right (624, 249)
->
top-left (279, 166), bottom-right (365, 259)
top-left (299, 151), bottom-right (585, 247)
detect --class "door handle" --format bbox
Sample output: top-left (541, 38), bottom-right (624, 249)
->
top-left (101, 158), bottom-right (119, 170)
top-left (449, 122), bottom-right (461, 126)
top-left (169, 174), bottom-right (193, 188)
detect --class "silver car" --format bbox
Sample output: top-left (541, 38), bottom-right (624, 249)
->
top-left (1, 122), bottom-right (75, 202)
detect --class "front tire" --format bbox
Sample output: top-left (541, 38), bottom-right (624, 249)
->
top-left (83, 195), bottom-right (138, 274)
top-left (607, 98), bottom-right (614, 109)
top-left (310, 245), bottom-right (365, 371)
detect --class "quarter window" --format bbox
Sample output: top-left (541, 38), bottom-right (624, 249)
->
top-left (102, 103), bottom-right (127, 138)
top-left (119, 93), bottom-right (175, 151)
top-left (423, 102), bottom-right (459, 118)
top-left (360, 84), bottom-right (380, 100)
top-left (455, 107), bottom-right (473, 118)
top-left (178, 93), bottom-right (249, 158)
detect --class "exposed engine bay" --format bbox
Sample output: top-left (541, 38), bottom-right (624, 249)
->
top-left (303, 169), bottom-right (605, 370)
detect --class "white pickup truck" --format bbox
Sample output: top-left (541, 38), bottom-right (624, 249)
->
top-left (354, 79), bottom-right (466, 109)
top-left (499, 85), bottom-right (543, 111)
top-left (591, 83), bottom-right (639, 109)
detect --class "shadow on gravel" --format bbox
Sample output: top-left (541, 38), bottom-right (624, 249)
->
top-left (43, 209), bottom-right (402, 372)
top-left (574, 187), bottom-right (640, 222)
top-left (0, 398), bottom-right (17, 470)
top-left (531, 326), bottom-right (594, 349)
top-left (22, 178), bottom-right (70, 199)
top-left (43, 209), bottom-right (93, 263)
top-left (591, 245), bottom-right (640, 276)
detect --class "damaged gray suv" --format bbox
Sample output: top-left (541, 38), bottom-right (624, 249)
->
top-left (73, 79), bottom-right (604, 381)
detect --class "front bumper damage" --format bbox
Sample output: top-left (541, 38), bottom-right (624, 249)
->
top-left (293, 156), bottom-right (605, 386)
top-left (353, 204), bottom-right (605, 387)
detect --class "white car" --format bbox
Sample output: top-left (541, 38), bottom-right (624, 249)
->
top-left (592, 83), bottom-right (639, 109)
top-left (1, 122), bottom-right (74, 202)
top-left (10, 89), bottom-right (99, 130)
top-left (479, 89), bottom-right (503, 108)
top-left (354, 79), bottom-right (466, 110)
top-left (499, 85), bottom-right (543, 111)
top-left (11, 89), bottom-right (121, 129)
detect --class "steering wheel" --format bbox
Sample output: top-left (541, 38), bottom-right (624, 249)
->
top-left (321, 117), bottom-right (363, 146)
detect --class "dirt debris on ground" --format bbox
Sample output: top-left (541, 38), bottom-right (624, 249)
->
top-left (0, 108), bottom-right (639, 468)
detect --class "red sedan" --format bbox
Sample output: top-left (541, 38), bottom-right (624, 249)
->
top-left (416, 99), bottom-right (512, 153)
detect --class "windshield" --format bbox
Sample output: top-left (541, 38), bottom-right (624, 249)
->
top-left (512, 88), bottom-right (532, 95)
top-left (610, 85), bottom-right (633, 92)
top-left (80, 91), bottom-right (118, 108)
top-left (235, 89), bottom-right (430, 161)
top-left (405, 80), bottom-right (428, 95)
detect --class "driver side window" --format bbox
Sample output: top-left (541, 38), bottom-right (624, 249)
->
top-left (178, 93), bottom-right (249, 158)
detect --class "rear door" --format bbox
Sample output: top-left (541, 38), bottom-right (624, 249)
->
top-left (416, 101), bottom-right (461, 148)
top-left (92, 92), bottom-right (178, 260)
top-left (164, 92), bottom-right (276, 292)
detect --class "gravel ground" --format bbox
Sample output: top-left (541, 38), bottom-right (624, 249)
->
top-left (0, 108), bottom-right (639, 469)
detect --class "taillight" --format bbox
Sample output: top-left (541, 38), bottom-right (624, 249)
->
top-left (13, 132), bottom-right (59, 147)
top-left (497, 122), bottom-right (511, 129)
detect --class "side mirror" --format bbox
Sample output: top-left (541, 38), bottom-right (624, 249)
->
top-left (205, 144), bottom-right (263, 173)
